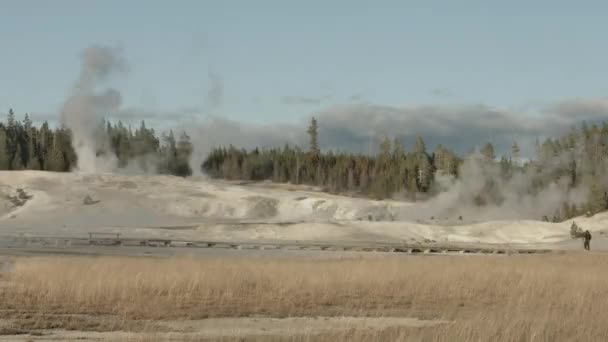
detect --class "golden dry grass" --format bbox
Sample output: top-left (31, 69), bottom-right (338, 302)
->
top-left (1, 253), bottom-right (608, 341)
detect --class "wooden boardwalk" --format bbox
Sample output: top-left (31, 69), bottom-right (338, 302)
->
top-left (2, 234), bottom-right (554, 256)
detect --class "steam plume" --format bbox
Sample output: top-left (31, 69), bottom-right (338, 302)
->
top-left (61, 45), bottom-right (126, 172)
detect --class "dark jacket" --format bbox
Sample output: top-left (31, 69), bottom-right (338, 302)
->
top-left (584, 231), bottom-right (592, 241)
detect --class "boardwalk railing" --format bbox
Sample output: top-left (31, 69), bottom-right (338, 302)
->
top-left (88, 232), bottom-right (122, 245)
top-left (4, 233), bottom-right (554, 255)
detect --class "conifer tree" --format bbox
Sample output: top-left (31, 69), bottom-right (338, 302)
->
top-left (0, 127), bottom-right (9, 170)
top-left (511, 142), bottom-right (520, 161)
top-left (481, 142), bottom-right (495, 161)
top-left (175, 131), bottom-right (193, 177)
top-left (307, 117), bottom-right (319, 155)
top-left (46, 135), bottom-right (66, 172)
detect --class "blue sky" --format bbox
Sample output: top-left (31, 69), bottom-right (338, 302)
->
top-left (2, 0), bottom-right (608, 126)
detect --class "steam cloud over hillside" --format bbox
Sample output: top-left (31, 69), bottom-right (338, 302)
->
top-left (61, 45), bottom-right (127, 172)
top-left (45, 45), bottom-right (608, 223)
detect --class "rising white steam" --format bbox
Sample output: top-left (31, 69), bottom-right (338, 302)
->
top-left (61, 45), bottom-right (127, 172)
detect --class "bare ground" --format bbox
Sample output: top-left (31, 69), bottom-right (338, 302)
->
top-left (2, 170), bottom-right (606, 248)
top-left (0, 316), bottom-right (445, 341)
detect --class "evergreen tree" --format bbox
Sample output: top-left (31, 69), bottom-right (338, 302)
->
top-left (0, 127), bottom-right (9, 169)
top-left (393, 138), bottom-right (405, 158)
top-left (7, 109), bottom-right (15, 129)
top-left (307, 117), bottom-right (319, 155)
top-left (414, 136), bottom-right (426, 155)
top-left (38, 121), bottom-right (51, 169)
top-left (159, 130), bottom-right (178, 174)
top-left (46, 135), bottom-right (66, 172)
top-left (500, 156), bottom-right (512, 179)
top-left (27, 140), bottom-right (41, 170)
top-left (481, 142), bottom-right (495, 161)
top-left (10, 143), bottom-right (23, 170)
top-left (23, 113), bottom-right (32, 131)
top-left (175, 131), bottom-right (193, 177)
top-left (6, 109), bottom-right (17, 169)
top-left (379, 137), bottom-right (392, 160)
top-left (511, 142), bottom-right (520, 161)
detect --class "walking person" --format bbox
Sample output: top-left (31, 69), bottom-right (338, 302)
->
top-left (584, 230), bottom-right (592, 251)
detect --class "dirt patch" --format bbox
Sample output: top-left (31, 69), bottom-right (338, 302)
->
top-left (0, 311), bottom-right (170, 334)
top-left (0, 316), bottom-right (445, 340)
top-left (159, 316), bottom-right (446, 338)
top-left (82, 195), bottom-right (100, 205)
top-left (245, 196), bottom-right (279, 219)
top-left (186, 191), bottom-right (216, 198)
top-left (118, 181), bottom-right (138, 189)
top-left (6, 188), bottom-right (33, 208)
top-left (356, 205), bottom-right (395, 221)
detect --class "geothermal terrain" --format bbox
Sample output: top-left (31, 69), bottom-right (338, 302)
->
top-left (1, 171), bottom-right (607, 341)
top-left (0, 170), bottom-right (604, 251)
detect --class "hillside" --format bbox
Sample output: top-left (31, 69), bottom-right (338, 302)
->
top-left (0, 171), bottom-right (605, 249)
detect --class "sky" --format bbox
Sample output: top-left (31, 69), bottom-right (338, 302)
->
top-left (2, 0), bottom-right (608, 156)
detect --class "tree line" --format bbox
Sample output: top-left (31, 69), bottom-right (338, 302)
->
top-left (203, 117), bottom-right (608, 221)
top-left (203, 117), bottom-right (461, 198)
top-left (0, 109), bottom-right (193, 176)
top-left (5, 107), bottom-right (608, 222)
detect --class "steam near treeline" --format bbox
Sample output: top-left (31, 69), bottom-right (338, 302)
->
top-left (0, 45), bottom-right (193, 176)
top-left (5, 43), bottom-right (608, 223)
top-left (203, 117), bottom-right (608, 222)
top-left (0, 109), bottom-right (193, 176)
top-left (2, 107), bottom-right (608, 222)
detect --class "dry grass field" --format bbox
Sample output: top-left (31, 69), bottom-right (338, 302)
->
top-left (1, 253), bottom-right (608, 341)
